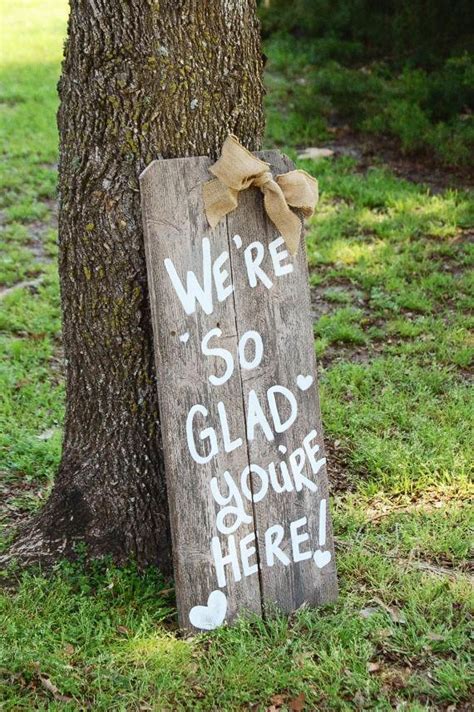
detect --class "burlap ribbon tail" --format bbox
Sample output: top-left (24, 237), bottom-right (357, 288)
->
top-left (203, 135), bottom-right (318, 255)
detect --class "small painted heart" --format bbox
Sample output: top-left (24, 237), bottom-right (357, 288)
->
top-left (179, 332), bottom-right (190, 343)
top-left (313, 549), bottom-right (331, 569)
top-left (296, 374), bottom-right (313, 391)
top-left (189, 590), bottom-right (227, 631)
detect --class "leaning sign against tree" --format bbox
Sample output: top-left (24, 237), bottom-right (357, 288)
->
top-left (141, 136), bottom-right (337, 630)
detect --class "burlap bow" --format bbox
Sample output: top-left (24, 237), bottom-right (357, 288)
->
top-left (203, 134), bottom-right (318, 255)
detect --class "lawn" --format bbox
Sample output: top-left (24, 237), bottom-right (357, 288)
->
top-left (1, 1), bottom-right (473, 709)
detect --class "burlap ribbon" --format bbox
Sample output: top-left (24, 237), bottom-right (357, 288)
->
top-left (203, 134), bottom-right (318, 255)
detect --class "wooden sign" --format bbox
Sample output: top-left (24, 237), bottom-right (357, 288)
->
top-left (140, 151), bottom-right (337, 631)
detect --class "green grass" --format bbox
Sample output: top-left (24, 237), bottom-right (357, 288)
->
top-left (2, 528), bottom-right (473, 709)
top-left (1, 1), bottom-right (473, 709)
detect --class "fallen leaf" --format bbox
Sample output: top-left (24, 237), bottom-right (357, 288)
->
top-left (40, 676), bottom-right (59, 695)
top-left (116, 625), bottom-right (130, 636)
top-left (270, 694), bottom-right (286, 706)
top-left (37, 428), bottom-right (55, 441)
top-left (368, 662), bottom-right (380, 673)
top-left (427, 632), bottom-right (444, 642)
top-left (14, 378), bottom-right (31, 390)
top-left (39, 675), bottom-right (73, 703)
top-left (63, 643), bottom-right (75, 656)
top-left (373, 597), bottom-right (406, 624)
top-left (55, 694), bottom-right (75, 704)
top-left (289, 692), bottom-right (305, 711)
top-left (297, 147), bottom-right (334, 160)
top-left (359, 606), bottom-right (379, 619)
top-left (385, 672), bottom-right (408, 689)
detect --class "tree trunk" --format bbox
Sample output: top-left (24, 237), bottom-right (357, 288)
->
top-left (6, 0), bottom-right (264, 571)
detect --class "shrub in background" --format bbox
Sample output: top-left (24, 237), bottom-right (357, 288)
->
top-left (261, 2), bottom-right (474, 166)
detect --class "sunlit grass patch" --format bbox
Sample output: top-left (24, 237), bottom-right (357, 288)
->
top-left (120, 634), bottom-right (192, 670)
top-left (320, 358), bottom-right (473, 494)
top-left (0, 561), bottom-right (176, 707)
top-left (336, 487), bottom-right (474, 565)
top-left (304, 155), bottom-right (473, 340)
top-left (384, 315), bottom-right (473, 369)
top-left (315, 306), bottom-right (368, 346)
top-left (115, 634), bottom-right (195, 703)
top-left (320, 237), bottom-right (383, 267)
top-left (323, 286), bottom-right (358, 304)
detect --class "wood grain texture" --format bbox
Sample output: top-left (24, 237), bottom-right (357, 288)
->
top-left (227, 152), bottom-right (338, 612)
top-left (141, 157), bottom-right (261, 628)
top-left (140, 151), bottom-right (337, 631)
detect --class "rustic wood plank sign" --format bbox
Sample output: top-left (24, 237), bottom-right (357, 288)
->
top-left (140, 151), bottom-right (338, 631)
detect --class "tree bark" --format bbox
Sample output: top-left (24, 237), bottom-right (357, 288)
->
top-left (6, 0), bottom-right (264, 571)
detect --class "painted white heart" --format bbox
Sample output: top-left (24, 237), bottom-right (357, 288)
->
top-left (278, 445), bottom-right (287, 454)
top-left (296, 374), bottom-right (313, 391)
top-left (233, 234), bottom-right (242, 248)
top-left (189, 590), bottom-right (227, 631)
top-left (313, 549), bottom-right (331, 569)
top-left (179, 332), bottom-right (190, 344)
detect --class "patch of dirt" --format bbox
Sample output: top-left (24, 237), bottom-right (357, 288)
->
top-left (311, 281), bottom-right (386, 367)
top-left (319, 342), bottom-right (383, 368)
top-left (49, 345), bottom-right (65, 386)
top-left (28, 228), bottom-right (51, 263)
top-left (360, 487), bottom-right (473, 525)
top-left (324, 437), bottom-right (355, 493)
top-left (310, 283), bottom-right (366, 321)
top-left (325, 127), bottom-right (474, 191)
top-left (0, 476), bottom-right (47, 542)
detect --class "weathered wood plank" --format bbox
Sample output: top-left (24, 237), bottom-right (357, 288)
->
top-left (141, 158), bottom-right (262, 629)
top-left (226, 151), bottom-right (338, 612)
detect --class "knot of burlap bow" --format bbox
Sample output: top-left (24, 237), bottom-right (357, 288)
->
top-left (203, 135), bottom-right (318, 255)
